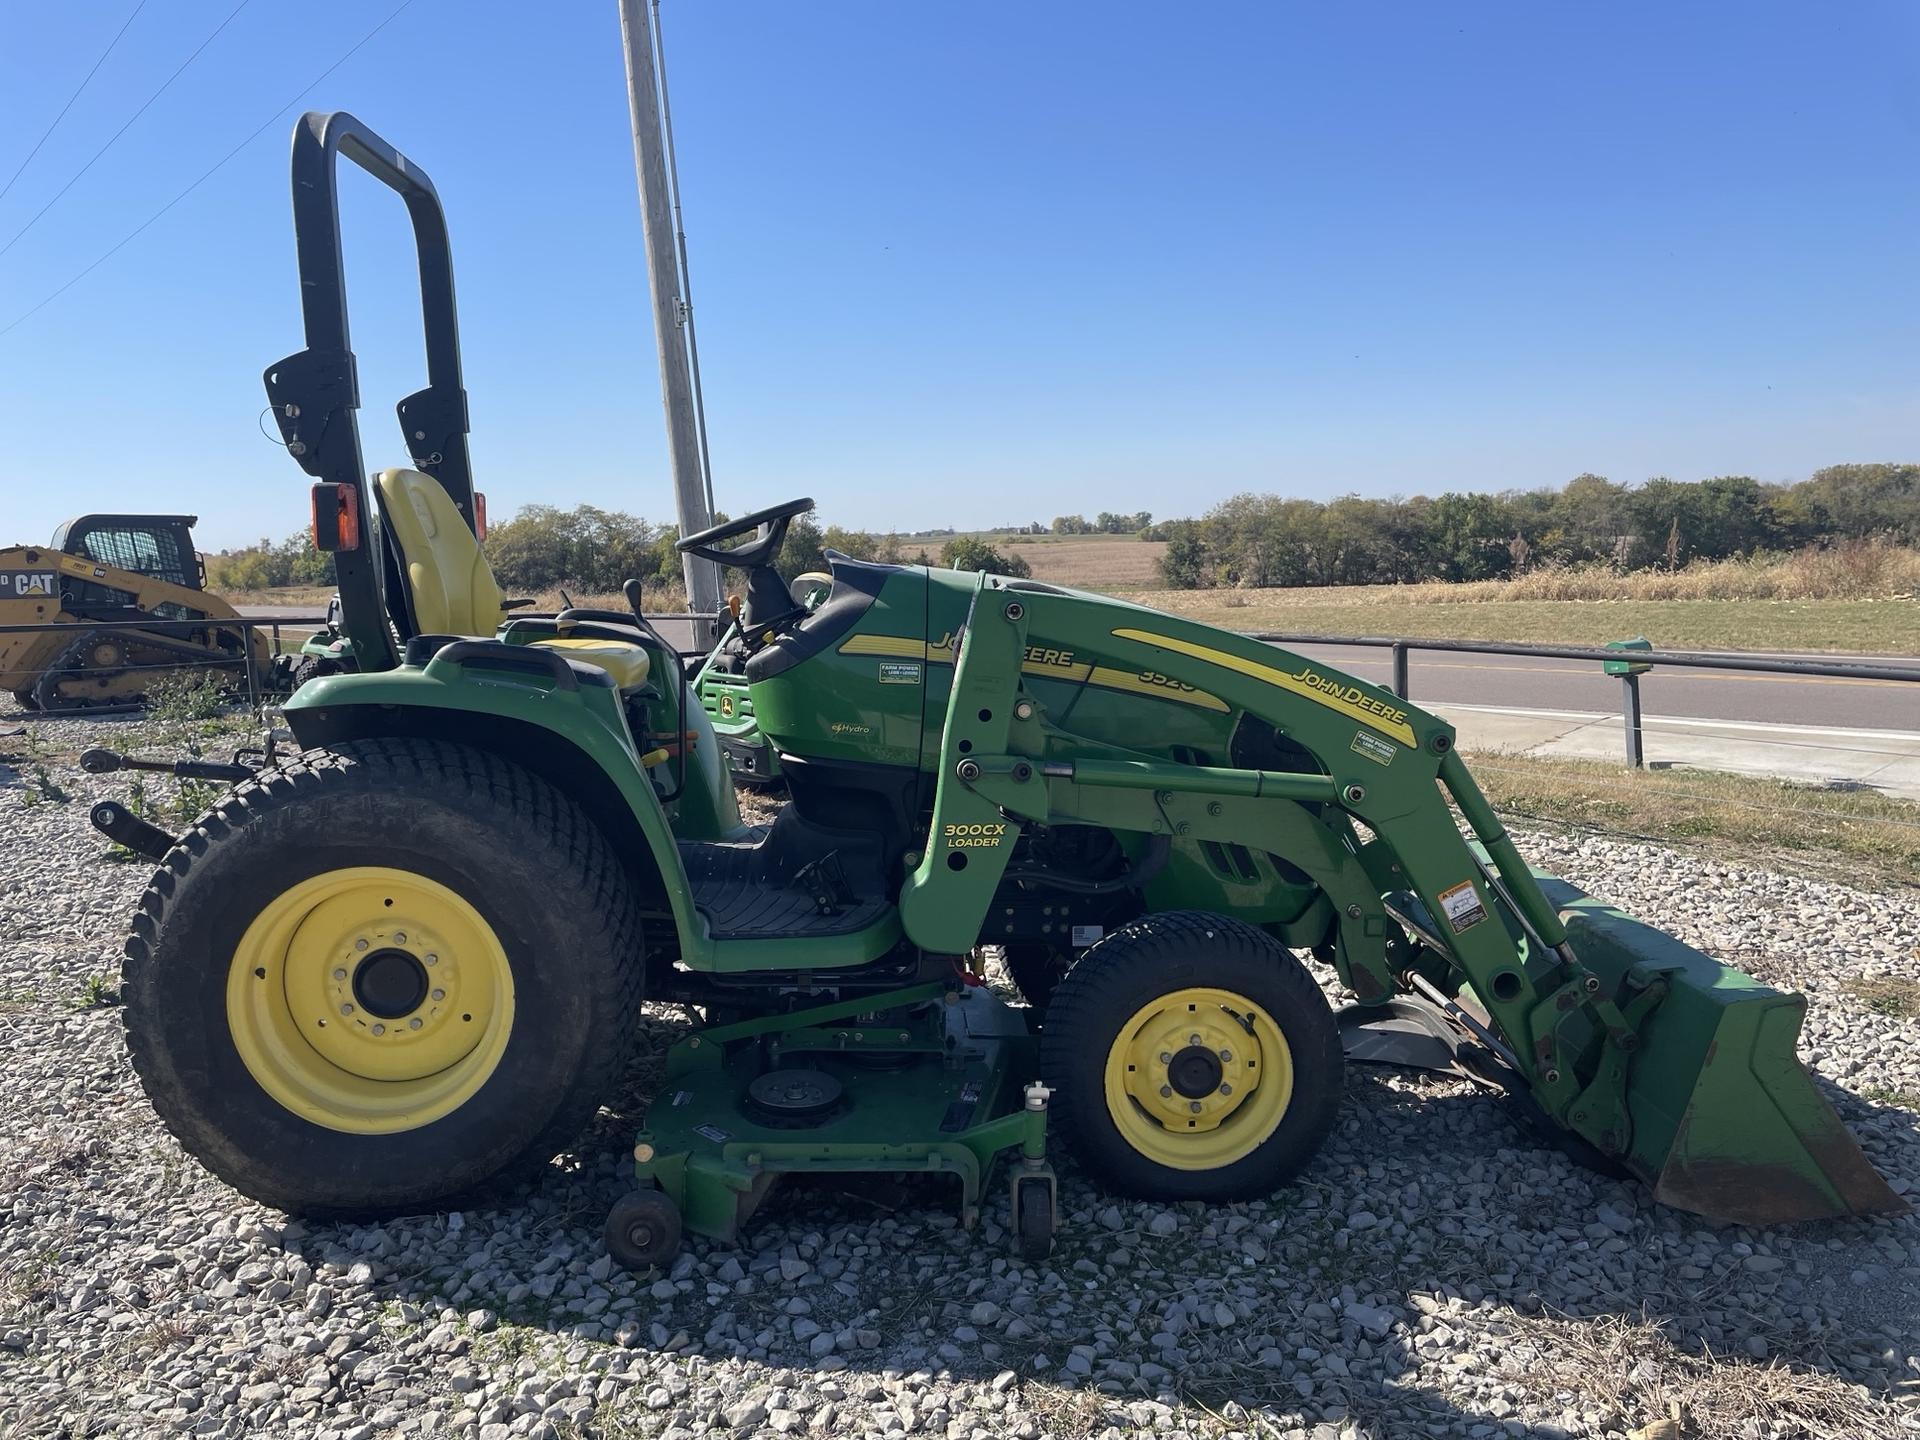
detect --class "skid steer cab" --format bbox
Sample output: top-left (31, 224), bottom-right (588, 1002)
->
top-left (115, 113), bottom-right (1902, 1275)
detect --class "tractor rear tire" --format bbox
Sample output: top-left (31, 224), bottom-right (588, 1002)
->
top-left (122, 737), bottom-right (644, 1216)
top-left (1041, 911), bottom-right (1342, 1202)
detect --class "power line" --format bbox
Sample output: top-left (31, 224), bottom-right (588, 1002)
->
top-left (0, 0), bottom-right (151, 207)
top-left (0, 0), bottom-right (253, 259)
top-left (0, 0), bottom-right (419, 343)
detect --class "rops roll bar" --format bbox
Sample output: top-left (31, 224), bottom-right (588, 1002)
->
top-left (262, 111), bottom-right (475, 673)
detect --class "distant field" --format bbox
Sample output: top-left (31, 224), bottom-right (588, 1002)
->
top-left (214, 539), bottom-right (1916, 656)
top-left (1004, 536), bottom-right (1167, 589)
top-left (1138, 589), bottom-right (1917, 655)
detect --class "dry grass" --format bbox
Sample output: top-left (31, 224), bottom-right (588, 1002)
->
top-left (1841, 974), bottom-right (1920, 1019)
top-left (1380, 542), bottom-right (1916, 604)
top-left (1480, 1308), bottom-right (1891, 1440)
top-left (1465, 752), bottom-right (1920, 886)
top-left (1138, 542), bottom-right (1920, 653)
top-left (1145, 590), bottom-right (1918, 654)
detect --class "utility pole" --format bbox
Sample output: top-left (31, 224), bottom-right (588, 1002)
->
top-left (617, 0), bottom-right (722, 625)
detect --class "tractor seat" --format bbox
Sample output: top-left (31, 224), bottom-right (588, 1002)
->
top-left (530, 636), bottom-right (650, 691)
top-left (376, 468), bottom-right (653, 692)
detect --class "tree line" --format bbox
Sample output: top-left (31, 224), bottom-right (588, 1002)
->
top-left (1156, 465), bottom-right (1919, 589)
top-left (204, 505), bottom-right (1031, 597)
top-left (204, 463), bottom-right (1915, 598)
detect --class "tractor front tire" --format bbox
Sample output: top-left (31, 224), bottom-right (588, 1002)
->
top-left (122, 737), bottom-right (643, 1215)
top-left (289, 655), bottom-right (344, 691)
top-left (1041, 911), bottom-right (1342, 1202)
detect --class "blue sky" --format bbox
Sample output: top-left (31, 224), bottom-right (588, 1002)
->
top-left (1, 1), bottom-right (1915, 551)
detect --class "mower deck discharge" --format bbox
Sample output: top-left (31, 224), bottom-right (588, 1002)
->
top-left (108, 112), bottom-right (1901, 1279)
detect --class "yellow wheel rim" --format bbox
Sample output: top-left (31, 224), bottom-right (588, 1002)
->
top-left (1103, 986), bottom-right (1293, 1171)
top-left (225, 866), bottom-right (515, 1135)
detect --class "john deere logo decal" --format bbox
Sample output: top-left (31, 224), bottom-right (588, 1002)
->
top-left (717, 693), bottom-right (737, 718)
top-left (1109, 628), bottom-right (1417, 746)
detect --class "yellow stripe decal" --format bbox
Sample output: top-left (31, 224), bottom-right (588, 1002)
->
top-left (839, 634), bottom-right (951, 662)
top-left (1110, 627), bottom-right (1417, 745)
top-left (836, 635), bottom-right (1228, 711)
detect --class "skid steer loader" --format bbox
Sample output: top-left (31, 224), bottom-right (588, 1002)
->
top-left (112, 114), bottom-right (1901, 1271)
top-left (0, 514), bottom-right (272, 711)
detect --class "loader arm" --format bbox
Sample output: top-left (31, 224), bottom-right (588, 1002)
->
top-left (901, 575), bottom-right (1904, 1224)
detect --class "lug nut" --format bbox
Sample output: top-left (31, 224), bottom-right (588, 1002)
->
top-left (1159, 1085), bottom-right (1173, 1098)
top-left (409, 1018), bottom-right (423, 1030)
top-left (371, 1023), bottom-right (385, 1036)
top-left (333, 968), bottom-right (347, 981)
top-left (1220, 1084), bottom-right (1233, 1096)
top-left (1189, 1101), bottom-right (1203, 1113)
top-left (424, 953), bottom-right (438, 966)
top-left (354, 939), bottom-right (369, 952)
top-left (431, 988), bottom-right (446, 1002)
top-left (340, 1004), bottom-right (353, 1015)
top-left (1159, 1051), bottom-right (1172, 1063)
top-left (1219, 1049), bottom-right (1232, 1061)
top-left (1189, 1034), bottom-right (1202, 1046)
top-left (393, 931), bottom-right (406, 944)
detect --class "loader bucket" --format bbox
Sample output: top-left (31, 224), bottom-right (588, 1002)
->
top-left (1536, 875), bottom-right (1907, 1226)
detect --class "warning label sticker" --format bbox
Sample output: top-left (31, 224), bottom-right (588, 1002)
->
top-left (1350, 730), bottom-right (1397, 767)
top-left (693, 1124), bottom-right (730, 1144)
top-left (1437, 880), bottom-right (1488, 935)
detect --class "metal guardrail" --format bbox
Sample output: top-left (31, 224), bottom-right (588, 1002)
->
top-left (1243, 631), bottom-right (1920, 768)
top-left (8, 615), bottom-right (1918, 776)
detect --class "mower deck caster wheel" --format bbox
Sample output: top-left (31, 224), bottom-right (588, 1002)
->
top-left (1012, 1175), bottom-right (1055, 1263)
top-left (605, 1188), bottom-right (683, 1272)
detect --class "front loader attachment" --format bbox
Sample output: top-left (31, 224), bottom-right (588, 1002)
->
top-left (1544, 878), bottom-right (1906, 1225)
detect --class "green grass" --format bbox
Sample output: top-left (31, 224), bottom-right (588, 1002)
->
top-left (1469, 752), bottom-right (1920, 887)
top-left (1146, 593), bottom-right (1918, 655)
top-left (1860, 1085), bottom-right (1920, 1111)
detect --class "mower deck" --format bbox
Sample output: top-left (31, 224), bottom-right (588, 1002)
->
top-left (623, 982), bottom-right (1055, 1259)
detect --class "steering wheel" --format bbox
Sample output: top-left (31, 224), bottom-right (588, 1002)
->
top-left (675, 496), bottom-right (814, 566)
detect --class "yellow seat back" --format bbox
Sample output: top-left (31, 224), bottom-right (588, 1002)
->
top-left (374, 469), bottom-right (507, 636)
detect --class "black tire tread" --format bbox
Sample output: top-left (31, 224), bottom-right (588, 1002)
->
top-left (1039, 909), bottom-right (1343, 1202)
top-left (121, 736), bottom-right (646, 1214)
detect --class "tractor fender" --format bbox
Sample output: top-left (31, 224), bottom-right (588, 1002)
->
top-left (281, 665), bottom-right (705, 955)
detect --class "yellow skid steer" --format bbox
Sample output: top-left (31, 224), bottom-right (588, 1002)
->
top-left (0, 514), bottom-right (271, 712)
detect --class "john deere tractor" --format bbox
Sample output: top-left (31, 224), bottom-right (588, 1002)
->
top-left (113, 115), bottom-right (1902, 1270)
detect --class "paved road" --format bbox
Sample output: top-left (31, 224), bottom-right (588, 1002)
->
top-left (1280, 641), bottom-right (1920, 733)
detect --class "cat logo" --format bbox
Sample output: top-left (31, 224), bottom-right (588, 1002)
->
top-left (1, 570), bottom-right (58, 598)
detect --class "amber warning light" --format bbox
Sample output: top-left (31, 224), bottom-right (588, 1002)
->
top-left (311, 483), bottom-right (360, 552)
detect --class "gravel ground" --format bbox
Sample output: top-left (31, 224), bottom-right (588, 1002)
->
top-left (2, 703), bottom-right (1918, 1440)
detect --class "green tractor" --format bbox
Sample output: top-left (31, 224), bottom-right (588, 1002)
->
top-left (693, 571), bottom-right (832, 788)
top-left (112, 114), bottom-right (1902, 1271)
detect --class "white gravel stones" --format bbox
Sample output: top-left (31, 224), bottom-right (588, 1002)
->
top-left (1, 705), bottom-right (1916, 1438)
